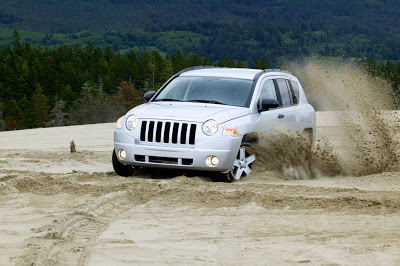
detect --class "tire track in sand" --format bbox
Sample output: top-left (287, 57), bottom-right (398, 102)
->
top-left (16, 191), bottom-right (133, 265)
top-left (9, 173), bottom-right (400, 265)
top-left (11, 173), bottom-right (160, 266)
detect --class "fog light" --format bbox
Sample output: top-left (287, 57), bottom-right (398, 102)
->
top-left (211, 156), bottom-right (219, 165)
top-left (205, 156), bottom-right (219, 167)
top-left (118, 149), bottom-right (126, 160)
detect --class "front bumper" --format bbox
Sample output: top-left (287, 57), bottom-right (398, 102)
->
top-left (114, 130), bottom-right (241, 172)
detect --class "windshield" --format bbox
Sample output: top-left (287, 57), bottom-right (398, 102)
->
top-left (153, 76), bottom-right (254, 107)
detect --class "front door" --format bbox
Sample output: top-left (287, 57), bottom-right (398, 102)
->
top-left (256, 78), bottom-right (287, 143)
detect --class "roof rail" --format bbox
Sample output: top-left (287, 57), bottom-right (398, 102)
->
top-left (263, 69), bottom-right (293, 75)
top-left (176, 66), bottom-right (218, 75)
top-left (176, 66), bottom-right (293, 76)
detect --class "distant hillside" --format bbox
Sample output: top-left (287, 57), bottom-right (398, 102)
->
top-left (0, 0), bottom-right (400, 64)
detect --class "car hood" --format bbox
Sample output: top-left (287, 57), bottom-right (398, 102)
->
top-left (126, 102), bottom-right (251, 123)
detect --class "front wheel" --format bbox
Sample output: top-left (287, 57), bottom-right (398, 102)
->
top-left (112, 149), bottom-right (135, 177)
top-left (226, 146), bottom-right (256, 182)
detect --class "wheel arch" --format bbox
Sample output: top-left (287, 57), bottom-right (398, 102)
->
top-left (241, 132), bottom-right (259, 146)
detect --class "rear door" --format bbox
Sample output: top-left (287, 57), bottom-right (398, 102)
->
top-left (288, 78), bottom-right (315, 134)
top-left (274, 78), bottom-right (302, 134)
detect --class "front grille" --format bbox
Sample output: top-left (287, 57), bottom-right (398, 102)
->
top-left (140, 120), bottom-right (197, 145)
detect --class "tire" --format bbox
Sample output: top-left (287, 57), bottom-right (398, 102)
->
top-left (226, 145), bottom-right (256, 182)
top-left (112, 149), bottom-right (135, 177)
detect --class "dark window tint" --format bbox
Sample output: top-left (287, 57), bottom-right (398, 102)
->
top-left (276, 79), bottom-right (291, 107)
top-left (288, 80), bottom-right (300, 104)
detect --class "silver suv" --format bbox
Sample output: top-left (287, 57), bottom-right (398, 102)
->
top-left (113, 67), bottom-right (315, 181)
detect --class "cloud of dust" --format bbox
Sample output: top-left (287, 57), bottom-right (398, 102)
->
top-left (249, 133), bottom-right (342, 180)
top-left (262, 59), bottom-right (399, 179)
top-left (288, 58), bottom-right (394, 112)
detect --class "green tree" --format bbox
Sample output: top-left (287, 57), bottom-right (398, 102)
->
top-left (32, 83), bottom-right (50, 127)
top-left (137, 52), bottom-right (152, 89)
top-left (158, 58), bottom-right (173, 89)
top-left (151, 51), bottom-right (164, 89)
top-left (3, 99), bottom-right (25, 129)
top-left (191, 54), bottom-right (203, 66)
top-left (0, 101), bottom-right (4, 131)
top-left (13, 30), bottom-right (22, 54)
top-left (254, 58), bottom-right (268, 69)
top-left (235, 58), bottom-right (247, 68)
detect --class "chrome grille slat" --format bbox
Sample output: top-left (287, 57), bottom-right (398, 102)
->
top-left (168, 122), bottom-right (173, 144)
top-left (153, 121), bottom-right (158, 142)
top-left (148, 121), bottom-right (154, 142)
top-left (185, 125), bottom-right (191, 144)
top-left (160, 122), bottom-right (165, 143)
top-left (140, 120), bottom-right (196, 145)
top-left (176, 123), bottom-right (182, 144)
top-left (144, 121), bottom-right (149, 142)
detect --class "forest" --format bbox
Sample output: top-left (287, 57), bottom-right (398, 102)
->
top-left (0, 0), bottom-right (400, 65)
top-left (0, 31), bottom-right (399, 131)
top-left (0, 31), bottom-right (267, 130)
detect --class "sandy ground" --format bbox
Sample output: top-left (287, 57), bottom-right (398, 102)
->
top-left (1, 112), bottom-right (400, 265)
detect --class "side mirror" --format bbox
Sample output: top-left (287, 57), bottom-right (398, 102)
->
top-left (259, 98), bottom-right (279, 112)
top-left (144, 91), bottom-right (156, 102)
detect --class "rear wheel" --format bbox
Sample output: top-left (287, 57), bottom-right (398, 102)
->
top-left (226, 145), bottom-right (256, 182)
top-left (112, 149), bottom-right (135, 177)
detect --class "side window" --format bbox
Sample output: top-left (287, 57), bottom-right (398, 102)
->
top-left (259, 79), bottom-right (278, 101)
top-left (288, 80), bottom-right (300, 104)
top-left (276, 79), bottom-right (292, 107)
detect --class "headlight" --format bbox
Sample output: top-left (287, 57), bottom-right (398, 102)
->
top-left (126, 115), bottom-right (138, 130)
top-left (202, 119), bottom-right (218, 136)
top-left (223, 125), bottom-right (238, 136)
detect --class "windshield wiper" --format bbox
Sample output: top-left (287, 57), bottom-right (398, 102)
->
top-left (188, 99), bottom-right (227, 105)
top-left (153, 98), bottom-right (184, 102)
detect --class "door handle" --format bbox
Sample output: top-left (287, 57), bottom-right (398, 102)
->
top-left (278, 114), bottom-right (285, 119)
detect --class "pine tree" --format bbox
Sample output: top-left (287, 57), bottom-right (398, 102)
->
top-left (235, 58), bottom-right (247, 68)
top-left (3, 99), bottom-right (25, 129)
top-left (191, 54), bottom-right (203, 66)
top-left (254, 58), bottom-right (268, 69)
top-left (137, 52), bottom-right (152, 89)
top-left (13, 30), bottom-right (22, 54)
top-left (151, 51), bottom-right (164, 89)
top-left (172, 50), bottom-right (187, 73)
top-left (0, 101), bottom-right (4, 131)
top-left (32, 83), bottom-right (50, 127)
top-left (159, 59), bottom-right (173, 88)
